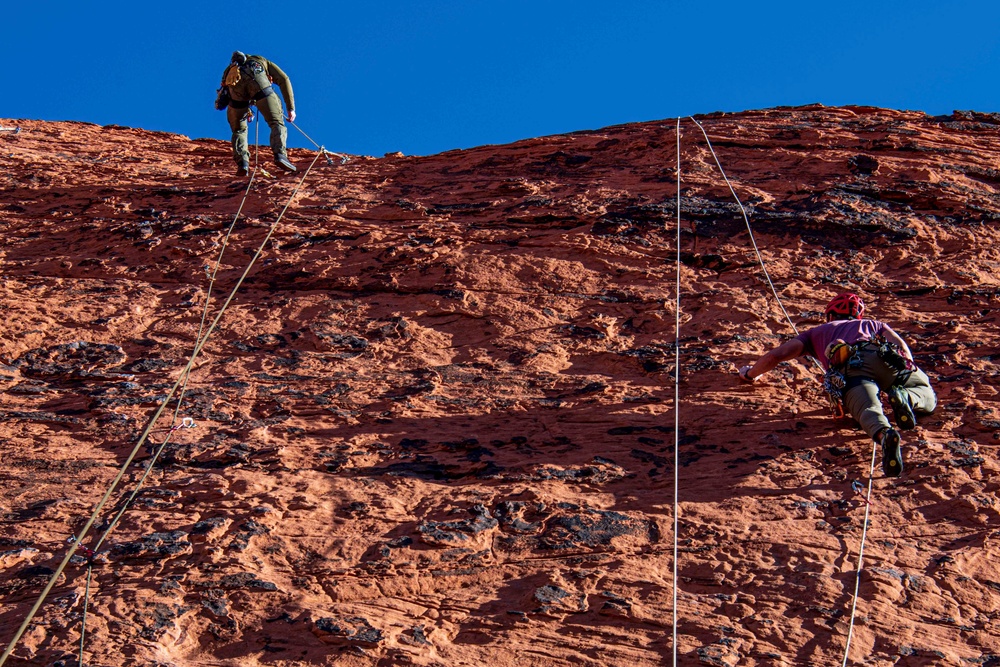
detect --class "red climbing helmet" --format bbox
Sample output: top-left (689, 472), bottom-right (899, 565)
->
top-left (825, 293), bottom-right (865, 320)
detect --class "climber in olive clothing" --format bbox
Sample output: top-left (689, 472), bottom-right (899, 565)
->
top-left (217, 51), bottom-right (297, 176)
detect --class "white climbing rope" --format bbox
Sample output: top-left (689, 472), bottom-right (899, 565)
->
top-left (688, 116), bottom-right (876, 665)
top-left (689, 118), bottom-right (798, 331)
top-left (841, 443), bottom-right (877, 666)
top-left (672, 116), bottom-right (682, 667)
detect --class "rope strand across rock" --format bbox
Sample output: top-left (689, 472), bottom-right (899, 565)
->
top-left (0, 139), bottom-right (324, 667)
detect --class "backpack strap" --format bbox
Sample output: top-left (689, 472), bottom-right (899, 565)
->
top-left (243, 57), bottom-right (274, 94)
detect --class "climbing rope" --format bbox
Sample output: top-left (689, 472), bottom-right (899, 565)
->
top-left (672, 117), bottom-right (682, 667)
top-left (842, 445), bottom-right (877, 666)
top-left (92, 117), bottom-right (264, 553)
top-left (289, 119), bottom-right (350, 164)
top-left (689, 116), bottom-right (879, 666)
top-left (0, 122), bottom-right (324, 667)
top-left (76, 116), bottom-right (263, 665)
top-left (75, 114), bottom-right (264, 667)
top-left (690, 117), bottom-right (821, 368)
top-left (77, 565), bottom-right (93, 667)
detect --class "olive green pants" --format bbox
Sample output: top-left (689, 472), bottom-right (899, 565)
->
top-left (842, 349), bottom-right (937, 439)
top-left (227, 92), bottom-right (287, 165)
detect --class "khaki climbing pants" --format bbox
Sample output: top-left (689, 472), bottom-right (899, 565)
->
top-left (842, 348), bottom-right (937, 439)
top-left (227, 92), bottom-right (288, 165)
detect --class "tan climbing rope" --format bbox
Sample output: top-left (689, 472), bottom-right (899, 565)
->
top-left (289, 119), bottom-right (350, 164)
top-left (0, 123), bottom-right (324, 666)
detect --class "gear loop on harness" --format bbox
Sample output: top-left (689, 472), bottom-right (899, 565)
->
top-left (823, 339), bottom-right (864, 418)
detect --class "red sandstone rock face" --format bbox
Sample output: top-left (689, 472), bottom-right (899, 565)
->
top-left (0, 105), bottom-right (999, 666)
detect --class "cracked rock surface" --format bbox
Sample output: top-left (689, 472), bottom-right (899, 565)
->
top-left (1, 106), bottom-right (1000, 665)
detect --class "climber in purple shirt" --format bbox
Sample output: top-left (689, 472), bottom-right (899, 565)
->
top-left (737, 293), bottom-right (936, 478)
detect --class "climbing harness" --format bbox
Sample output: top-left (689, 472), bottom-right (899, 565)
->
top-left (823, 335), bottom-right (916, 420)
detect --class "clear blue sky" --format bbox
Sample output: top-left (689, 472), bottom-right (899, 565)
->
top-left (6, 1), bottom-right (998, 156)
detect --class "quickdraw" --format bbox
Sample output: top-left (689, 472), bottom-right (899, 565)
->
top-left (851, 479), bottom-right (873, 506)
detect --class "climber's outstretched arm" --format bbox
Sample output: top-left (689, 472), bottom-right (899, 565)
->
top-left (738, 338), bottom-right (805, 383)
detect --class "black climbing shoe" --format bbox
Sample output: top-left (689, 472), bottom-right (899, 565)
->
top-left (236, 160), bottom-right (249, 177)
top-left (879, 428), bottom-right (903, 478)
top-left (274, 155), bottom-right (297, 173)
top-left (888, 386), bottom-right (916, 431)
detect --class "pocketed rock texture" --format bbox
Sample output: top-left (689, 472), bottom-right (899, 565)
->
top-left (1, 105), bottom-right (999, 666)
